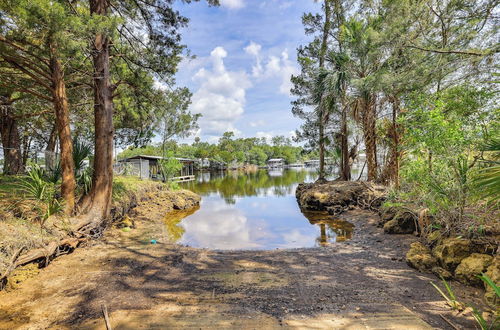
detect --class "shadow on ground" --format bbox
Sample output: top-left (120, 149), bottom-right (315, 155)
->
top-left (0, 210), bottom-right (484, 329)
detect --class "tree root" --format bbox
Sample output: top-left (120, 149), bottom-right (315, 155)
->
top-left (0, 246), bottom-right (26, 290)
top-left (0, 238), bottom-right (82, 290)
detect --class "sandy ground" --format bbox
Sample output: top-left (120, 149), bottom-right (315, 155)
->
top-left (0, 206), bottom-right (487, 329)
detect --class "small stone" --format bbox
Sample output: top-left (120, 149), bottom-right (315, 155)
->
top-left (484, 256), bottom-right (499, 307)
top-left (432, 238), bottom-right (471, 270)
top-left (383, 212), bottom-right (416, 234)
top-left (426, 231), bottom-right (442, 244)
top-left (406, 242), bottom-right (438, 271)
top-left (455, 253), bottom-right (493, 286)
top-left (431, 266), bottom-right (452, 280)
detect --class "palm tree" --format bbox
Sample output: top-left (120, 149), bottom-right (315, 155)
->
top-left (342, 18), bottom-right (382, 181)
top-left (475, 136), bottom-right (500, 202)
top-left (310, 51), bottom-right (350, 179)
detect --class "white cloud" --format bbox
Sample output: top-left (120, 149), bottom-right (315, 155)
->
top-left (256, 131), bottom-right (273, 142)
top-left (220, 0), bottom-right (245, 9)
top-left (190, 47), bottom-right (251, 137)
top-left (279, 1), bottom-right (293, 10)
top-left (249, 120), bottom-right (266, 128)
top-left (245, 42), bottom-right (298, 96)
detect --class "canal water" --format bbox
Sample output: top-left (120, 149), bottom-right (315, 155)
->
top-left (161, 168), bottom-right (354, 250)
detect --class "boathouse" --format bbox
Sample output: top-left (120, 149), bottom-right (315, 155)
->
top-left (267, 158), bottom-right (285, 168)
top-left (116, 155), bottom-right (195, 181)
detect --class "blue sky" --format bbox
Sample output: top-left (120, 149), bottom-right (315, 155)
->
top-left (173, 0), bottom-right (320, 143)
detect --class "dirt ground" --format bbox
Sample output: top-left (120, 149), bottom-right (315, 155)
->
top-left (0, 203), bottom-right (489, 329)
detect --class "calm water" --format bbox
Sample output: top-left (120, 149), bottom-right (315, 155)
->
top-left (165, 169), bottom-right (354, 250)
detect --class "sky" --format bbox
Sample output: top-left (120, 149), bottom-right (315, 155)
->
top-left (172, 0), bottom-right (320, 143)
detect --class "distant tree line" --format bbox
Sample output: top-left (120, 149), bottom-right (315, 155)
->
top-left (119, 131), bottom-right (314, 166)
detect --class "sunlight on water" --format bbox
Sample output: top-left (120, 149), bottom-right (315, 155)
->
top-left (165, 168), bottom-right (354, 250)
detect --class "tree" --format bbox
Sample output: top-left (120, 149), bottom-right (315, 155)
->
top-left (0, 91), bottom-right (23, 174)
top-left (0, 0), bottom-right (85, 212)
top-left (77, 0), bottom-right (218, 226)
top-left (292, 0), bottom-right (334, 181)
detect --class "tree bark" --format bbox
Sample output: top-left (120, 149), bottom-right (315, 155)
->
top-left (379, 97), bottom-right (400, 186)
top-left (363, 97), bottom-right (378, 181)
top-left (0, 95), bottom-right (23, 174)
top-left (317, 0), bottom-right (332, 181)
top-left (340, 107), bottom-right (350, 180)
top-left (333, 0), bottom-right (350, 181)
top-left (80, 0), bottom-right (114, 221)
top-left (49, 42), bottom-right (76, 214)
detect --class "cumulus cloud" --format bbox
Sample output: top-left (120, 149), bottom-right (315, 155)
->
top-left (190, 47), bottom-right (251, 137)
top-left (245, 41), bottom-right (298, 96)
top-left (220, 0), bottom-right (245, 9)
top-left (249, 120), bottom-right (266, 128)
top-left (256, 131), bottom-right (273, 142)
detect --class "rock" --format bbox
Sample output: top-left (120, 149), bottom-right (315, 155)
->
top-left (379, 205), bottom-right (399, 222)
top-left (406, 242), bottom-right (438, 271)
top-left (383, 211), bottom-right (416, 234)
top-left (426, 231), bottom-right (442, 245)
top-left (484, 256), bottom-right (499, 307)
top-left (455, 253), bottom-right (493, 286)
top-left (296, 181), bottom-right (386, 215)
top-left (432, 266), bottom-right (453, 280)
top-left (432, 238), bottom-right (472, 270)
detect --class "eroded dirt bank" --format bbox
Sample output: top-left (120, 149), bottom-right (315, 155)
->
top-left (0, 202), bottom-right (485, 329)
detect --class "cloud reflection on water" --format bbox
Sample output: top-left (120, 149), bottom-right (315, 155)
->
top-left (171, 169), bottom-right (354, 250)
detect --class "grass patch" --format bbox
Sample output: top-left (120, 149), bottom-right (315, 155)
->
top-left (0, 174), bottom-right (167, 277)
top-left (112, 176), bottom-right (167, 204)
top-left (0, 175), bottom-right (24, 199)
top-left (381, 201), bottom-right (405, 209)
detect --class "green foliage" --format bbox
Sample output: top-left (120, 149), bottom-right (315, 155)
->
top-left (77, 168), bottom-right (93, 195)
top-left (432, 274), bottom-right (499, 330)
top-left (73, 139), bottom-right (92, 174)
top-left (72, 139), bottom-right (93, 194)
top-left (399, 85), bottom-right (497, 232)
top-left (19, 166), bottom-right (50, 201)
top-left (158, 152), bottom-right (183, 182)
top-left (474, 136), bottom-right (500, 202)
top-left (430, 277), bottom-right (463, 311)
top-left (119, 132), bottom-right (309, 167)
top-left (480, 273), bottom-right (500, 299)
top-left (18, 165), bottom-right (63, 222)
top-left (44, 162), bottom-right (61, 185)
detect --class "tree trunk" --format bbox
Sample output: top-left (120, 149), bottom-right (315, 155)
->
top-left (317, 0), bottom-right (332, 181)
top-left (81, 0), bottom-right (114, 221)
top-left (333, 0), bottom-right (350, 181)
top-left (390, 98), bottom-right (400, 188)
top-left (379, 97), bottom-right (400, 186)
top-left (0, 95), bottom-right (23, 174)
top-left (340, 107), bottom-right (350, 180)
top-left (363, 98), bottom-right (377, 181)
top-left (49, 43), bottom-right (76, 214)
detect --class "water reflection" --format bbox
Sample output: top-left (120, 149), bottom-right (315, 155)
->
top-left (165, 169), bottom-right (354, 250)
top-left (302, 211), bottom-right (354, 246)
